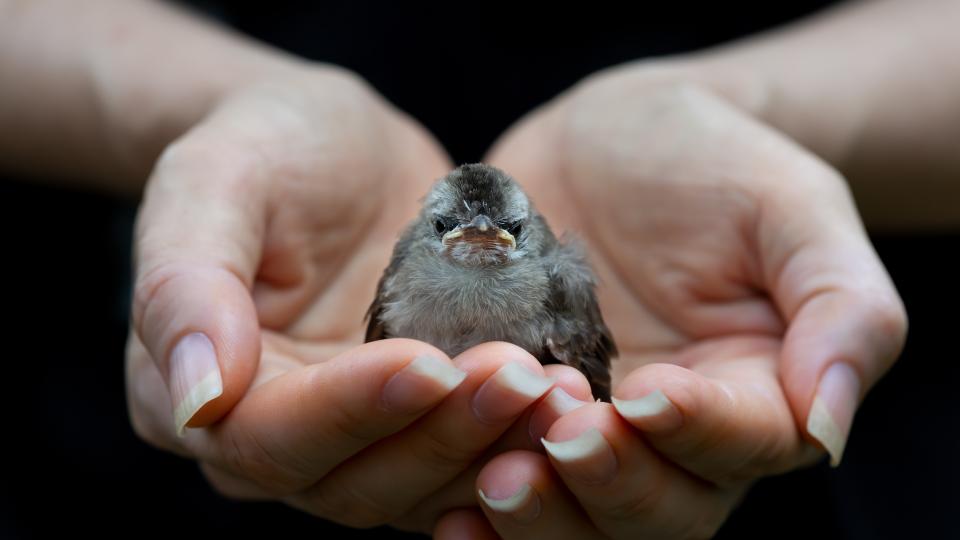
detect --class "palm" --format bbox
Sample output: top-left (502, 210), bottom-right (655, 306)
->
top-left (208, 82), bottom-right (450, 379)
top-left (128, 73), bottom-right (452, 430)
top-left (487, 79), bottom-right (827, 479)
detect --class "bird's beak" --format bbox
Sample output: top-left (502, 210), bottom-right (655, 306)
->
top-left (443, 215), bottom-right (516, 249)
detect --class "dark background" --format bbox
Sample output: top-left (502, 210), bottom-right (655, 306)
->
top-left (4, 1), bottom-right (958, 538)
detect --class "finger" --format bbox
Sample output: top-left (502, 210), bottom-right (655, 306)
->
top-left (433, 509), bottom-right (500, 540)
top-left (611, 349), bottom-right (815, 486)
top-left (132, 138), bottom-right (268, 435)
top-left (388, 364), bottom-right (594, 533)
top-left (528, 364), bottom-right (595, 445)
top-left (125, 332), bottom-right (191, 457)
top-left (177, 339), bottom-right (466, 495)
top-left (782, 288), bottom-right (906, 466)
top-left (543, 403), bottom-right (737, 539)
top-left (292, 342), bottom-right (555, 528)
top-left (760, 165), bottom-right (908, 466)
top-left (476, 450), bottom-right (601, 540)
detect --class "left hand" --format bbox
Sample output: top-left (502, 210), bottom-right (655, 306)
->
top-left (124, 66), bottom-right (566, 533)
top-left (433, 63), bottom-right (907, 538)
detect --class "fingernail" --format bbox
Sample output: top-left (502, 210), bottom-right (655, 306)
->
top-left (472, 362), bottom-right (554, 423)
top-left (806, 362), bottom-right (861, 467)
top-left (612, 389), bottom-right (682, 430)
top-left (382, 355), bottom-right (468, 413)
top-left (170, 333), bottom-right (223, 437)
top-left (545, 387), bottom-right (589, 416)
top-left (529, 388), bottom-right (589, 445)
top-left (478, 484), bottom-right (541, 524)
top-left (542, 428), bottom-right (618, 485)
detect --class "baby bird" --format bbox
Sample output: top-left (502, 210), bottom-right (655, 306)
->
top-left (365, 163), bottom-right (616, 400)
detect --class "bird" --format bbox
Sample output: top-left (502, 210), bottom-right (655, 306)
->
top-left (365, 163), bottom-right (616, 400)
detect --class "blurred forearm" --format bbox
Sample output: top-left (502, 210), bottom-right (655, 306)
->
top-left (0, 0), bottom-right (298, 196)
top-left (693, 0), bottom-right (960, 229)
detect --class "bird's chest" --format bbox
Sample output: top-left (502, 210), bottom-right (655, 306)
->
top-left (380, 260), bottom-right (551, 357)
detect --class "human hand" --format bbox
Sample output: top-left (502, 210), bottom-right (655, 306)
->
top-left (124, 66), bottom-right (563, 532)
top-left (435, 64), bottom-right (907, 538)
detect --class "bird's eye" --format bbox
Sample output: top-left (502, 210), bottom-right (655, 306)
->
top-left (506, 221), bottom-right (523, 237)
top-left (435, 217), bottom-right (454, 235)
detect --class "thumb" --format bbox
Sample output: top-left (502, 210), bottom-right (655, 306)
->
top-left (780, 281), bottom-right (906, 466)
top-left (132, 144), bottom-right (266, 436)
top-left (764, 174), bottom-right (907, 467)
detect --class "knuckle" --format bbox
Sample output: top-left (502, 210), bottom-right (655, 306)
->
top-left (305, 475), bottom-right (398, 528)
top-left (319, 66), bottom-right (373, 97)
top-left (411, 428), bottom-right (479, 476)
top-left (219, 428), bottom-right (309, 496)
top-left (320, 397), bottom-right (383, 447)
top-left (600, 470), bottom-right (667, 522)
top-left (153, 136), bottom-right (191, 171)
top-left (153, 132), bottom-right (265, 197)
top-left (849, 292), bottom-right (909, 377)
top-left (298, 365), bottom-right (391, 448)
top-left (333, 412), bottom-right (379, 445)
top-left (131, 263), bottom-right (179, 341)
top-left (155, 135), bottom-right (227, 175)
top-left (870, 295), bottom-right (908, 348)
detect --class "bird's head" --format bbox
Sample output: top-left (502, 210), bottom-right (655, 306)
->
top-left (422, 164), bottom-right (538, 266)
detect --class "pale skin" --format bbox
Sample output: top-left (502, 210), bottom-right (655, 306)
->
top-left (1, 0), bottom-right (955, 537)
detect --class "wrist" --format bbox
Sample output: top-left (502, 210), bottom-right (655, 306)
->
top-left (686, 50), bottom-right (864, 170)
top-left (91, 38), bottom-right (306, 188)
top-left (578, 49), bottom-right (866, 172)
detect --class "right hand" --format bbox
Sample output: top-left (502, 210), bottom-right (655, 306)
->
top-left (125, 66), bottom-right (560, 532)
top-left (435, 63), bottom-right (908, 539)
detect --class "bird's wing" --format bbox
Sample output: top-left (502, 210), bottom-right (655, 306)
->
top-left (363, 289), bottom-right (388, 342)
top-left (540, 237), bottom-right (617, 401)
top-left (364, 225), bottom-right (416, 342)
